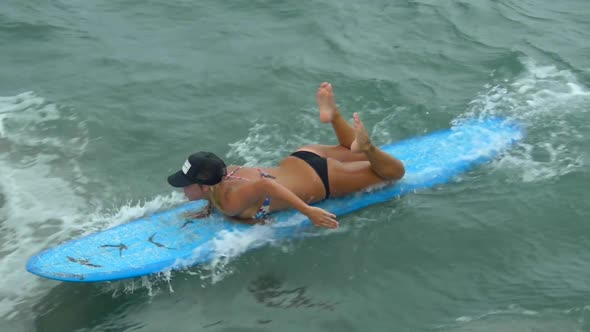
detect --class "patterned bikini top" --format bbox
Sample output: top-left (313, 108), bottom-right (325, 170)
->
top-left (224, 166), bottom-right (275, 220)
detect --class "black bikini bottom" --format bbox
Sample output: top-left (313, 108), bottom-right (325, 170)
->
top-left (290, 150), bottom-right (331, 199)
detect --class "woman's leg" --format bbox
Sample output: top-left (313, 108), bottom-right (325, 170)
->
top-left (327, 160), bottom-right (385, 197)
top-left (297, 82), bottom-right (368, 162)
top-left (298, 83), bottom-right (404, 193)
top-left (350, 113), bottom-right (405, 180)
top-left (317, 82), bottom-right (356, 149)
top-left (328, 113), bottom-right (405, 196)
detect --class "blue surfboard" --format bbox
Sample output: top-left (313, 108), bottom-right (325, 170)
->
top-left (26, 117), bottom-right (523, 283)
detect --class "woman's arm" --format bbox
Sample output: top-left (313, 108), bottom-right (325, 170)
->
top-left (224, 178), bottom-right (339, 228)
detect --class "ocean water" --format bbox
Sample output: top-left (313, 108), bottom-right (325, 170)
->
top-left (1, 0), bottom-right (589, 331)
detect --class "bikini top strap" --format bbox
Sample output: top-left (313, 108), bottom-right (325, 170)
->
top-left (225, 166), bottom-right (252, 181)
top-left (225, 166), bottom-right (244, 179)
top-left (225, 166), bottom-right (276, 181)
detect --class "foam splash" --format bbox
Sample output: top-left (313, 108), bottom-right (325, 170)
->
top-left (0, 92), bottom-right (46, 138)
top-left (227, 123), bottom-right (285, 166)
top-left (0, 92), bottom-right (92, 320)
top-left (457, 58), bottom-right (589, 183)
top-left (85, 191), bottom-right (187, 233)
top-left (226, 106), bottom-right (403, 167)
top-left (226, 109), bottom-right (327, 166)
top-left (1, 189), bottom-right (187, 318)
top-left (193, 213), bottom-right (350, 285)
top-left (101, 211), bottom-right (348, 294)
top-left (202, 225), bottom-right (277, 284)
top-left (0, 91), bottom-right (186, 319)
top-left (105, 271), bottom-right (175, 298)
top-left (98, 224), bottom-right (280, 296)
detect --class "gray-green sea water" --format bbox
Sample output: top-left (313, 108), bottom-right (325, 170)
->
top-left (1, 0), bottom-right (589, 331)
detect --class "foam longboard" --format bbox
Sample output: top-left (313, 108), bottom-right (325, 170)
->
top-left (26, 118), bottom-right (523, 282)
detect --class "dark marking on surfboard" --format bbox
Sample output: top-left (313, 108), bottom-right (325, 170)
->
top-left (202, 320), bottom-right (223, 328)
top-left (67, 256), bottom-right (102, 268)
top-left (99, 243), bottom-right (128, 257)
top-left (148, 233), bottom-right (175, 249)
top-left (180, 220), bottom-right (194, 229)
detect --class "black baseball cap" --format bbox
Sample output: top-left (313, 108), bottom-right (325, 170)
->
top-left (167, 152), bottom-right (227, 187)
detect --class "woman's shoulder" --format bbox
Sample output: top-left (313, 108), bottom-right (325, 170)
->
top-left (211, 178), bottom-right (247, 215)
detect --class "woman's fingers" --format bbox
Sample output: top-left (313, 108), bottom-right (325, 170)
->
top-left (322, 210), bottom-right (336, 219)
top-left (324, 215), bottom-right (339, 228)
top-left (309, 207), bottom-right (338, 228)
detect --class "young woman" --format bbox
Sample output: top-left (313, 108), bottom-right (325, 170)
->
top-left (168, 83), bottom-right (405, 228)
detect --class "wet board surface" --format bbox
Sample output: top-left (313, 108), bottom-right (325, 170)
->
top-left (26, 118), bottom-right (524, 282)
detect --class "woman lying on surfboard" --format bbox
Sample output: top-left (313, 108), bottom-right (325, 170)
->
top-left (167, 82), bottom-right (405, 229)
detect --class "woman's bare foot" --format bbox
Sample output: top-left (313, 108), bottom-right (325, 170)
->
top-left (317, 82), bottom-right (339, 123)
top-left (350, 112), bottom-right (372, 153)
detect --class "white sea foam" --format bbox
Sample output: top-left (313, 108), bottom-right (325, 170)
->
top-left (202, 225), bottom-right (277, 284)
top-left (227, 108), bottom-right (327, 166)
top-left (0, 91), bottom-right (187, 320)
top-left (85, 191), bottom-right (186, 233)
top-left (457, 58), bottom-right (589, 183)
top-left (194, 212), bottom-right (352, 285)
top-left (0, 92), bottom-right (93, 320)
top-left (0, 92), bottom-right (45, 138)
top-left (103, 221), bottom-right (283, 294)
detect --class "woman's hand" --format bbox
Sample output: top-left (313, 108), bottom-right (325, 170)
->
top-left (304, 206), bottom-right (339, 229)
top-left (182, 203), bottom-right (212, 219)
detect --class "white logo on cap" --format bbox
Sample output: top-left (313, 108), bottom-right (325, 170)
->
top-left (182, 159), bottom-right (191, 174)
